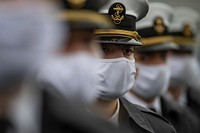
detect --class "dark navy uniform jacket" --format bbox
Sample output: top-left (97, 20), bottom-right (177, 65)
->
top-left (161, 96), bottom-right (199, 133)
top-left (119, 98), bottom-right (176, 133)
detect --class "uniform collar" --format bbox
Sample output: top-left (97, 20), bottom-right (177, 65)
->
top-left (119, 98), bottom-right (155, 133)
top-left (165, 90), bottom-right (187, 108)
top-left (124, 92), bottom-right (162, 114)
top-left (108, 99), bottom-right (120, 127)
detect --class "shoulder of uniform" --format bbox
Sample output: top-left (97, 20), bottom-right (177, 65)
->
top-left (136, 104), bottom-right (172, 124)
top-left (135, 104), bottom-right (176, 133)
top-left (120, 98), bottom-right (155, 133)
top-left (120, 98), bottom-right (172, 125)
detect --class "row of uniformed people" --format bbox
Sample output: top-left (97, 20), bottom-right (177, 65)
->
top-left (40, 0), bottom-right (176, 133)
top-left (41, 0), bottom-right (200, 132)
top-left (0, 0), bottom-right (200, 133)
top-left (95, 1), bottom-right (200, 133)
top-left (125, 3), bottom-right (200, 133)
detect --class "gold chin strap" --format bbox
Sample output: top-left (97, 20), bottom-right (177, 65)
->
top-left (141, 36), bottom-right (173, 46)
top-left (57, 10), bottom-right (113, 27)
top-left (95, 29), bottom-right (141, 41)
top-left (173, 36), bottom-right (196, 45)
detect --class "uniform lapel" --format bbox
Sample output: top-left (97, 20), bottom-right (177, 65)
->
top-left (119, 98), bottom-right (155, 133)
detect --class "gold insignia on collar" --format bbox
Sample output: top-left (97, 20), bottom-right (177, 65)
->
top-left (67, 0), bottom-right (86, 8)
top-left (183, 23), bottom-right (192, 37)
top-left (154, 17), bottom-right (165, 35)
top-left (111, 4), bottom-right (125, 25)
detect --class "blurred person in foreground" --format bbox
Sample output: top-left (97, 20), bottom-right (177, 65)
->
top-left (0, 1), bottom-right (61, 133)
top-left (124, 3), bottom-right (199, 133)
top-left (166, 7), bottom-right (200, 126)
top-left (36, 0), bottom-right (126, 133)
top-left (90, 0), bottom-right (176, 132)
top-left (38, 0), bottom-right (111, 105)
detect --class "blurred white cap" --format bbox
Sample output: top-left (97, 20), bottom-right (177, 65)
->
top-left (170, 7), bottom-right (200, 33)
top-left (137, 2), bottom-right (173, 30)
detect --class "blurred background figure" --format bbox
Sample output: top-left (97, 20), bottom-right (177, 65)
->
top-left (167, 7), bottom-right (200, 91)
top-left (0, 1), bottom-right (122, 133)
top-left (37, 0), bottom-right (112, 107)
top-left (166, 7), bottom-right (200, 127)
top-left (35, 1), bottom-right (125, 133)
top-left (124, 2), bottom-right (199, 133)
top-left (151, 0), bottom-right (200, 91)
top-left (0, 1), bottom-right (61, 133)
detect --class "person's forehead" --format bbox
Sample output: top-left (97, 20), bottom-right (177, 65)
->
top-left (136, 51), bottom-right (165, 56)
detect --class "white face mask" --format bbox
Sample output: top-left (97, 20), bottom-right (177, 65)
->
top-left (37, 53), bottom-right (99, 105)
top-left (0, 3), bottom-right (62, 91)
top-left (167, 56), bottom-right (200, 89)
top-left (97, 58), bottom-right (136, 101)
top-left (132, 64), bottom-right (170, 99)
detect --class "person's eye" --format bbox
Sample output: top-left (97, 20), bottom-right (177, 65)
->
top-left (102, 48), bottom-right (110, 54)
top-left (160, 52), bottom-right (167, 61)
top-left (123, 49), bottom-right (133, 56)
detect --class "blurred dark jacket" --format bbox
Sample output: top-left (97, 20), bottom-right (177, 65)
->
top-left (119, 98), bottom-right (176, 133)
top-left (41, 89), bottom-right (129, 133)
top-left (161, 96), bottom-right (200, 133)
top-left (187, 87), bottom-right (200, 127)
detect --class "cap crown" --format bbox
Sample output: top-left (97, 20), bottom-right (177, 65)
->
top-left (100, 0), bottom-right (149, 31)
top-left (170, 7), bottom-right (200, 39)
top-left (137, 2), bottom-right (173, 37)
top-left (95, 0), bottom-right (149, 46)
top-left (56, 0), bottom-right (113, 29)
top-left (59, 0), bottom-right (108, 10)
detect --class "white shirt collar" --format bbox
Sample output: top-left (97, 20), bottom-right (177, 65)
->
top-left (124, 92), bottom-right (162, 114)
top-left (165, 89), bottom-right (187, 107)
top-left (177, 90), bottom-right (187, 107)
top-left (108, 99), bottom-right (120, 127)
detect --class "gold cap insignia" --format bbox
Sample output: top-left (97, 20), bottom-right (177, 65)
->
top-left (67, 0), bottom-right (86, 9)
top-left (183, 23), bottom-right (193, 37)
top-left (154, 17), bottom-right (166, 35)
top-left (109, 3), bottom-right (126, 25)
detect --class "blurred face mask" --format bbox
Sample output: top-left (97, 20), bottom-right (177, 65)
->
top-left (0, 3), bottom-right (61, 91)
top-left (97, 58), bottom-right (136, 100)
top-left (167, 56), bottom-right (200, 88)
top-left (132, 64), bottom-right (170, 99)
top-left (37, 52), bottom-right (99, 105)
